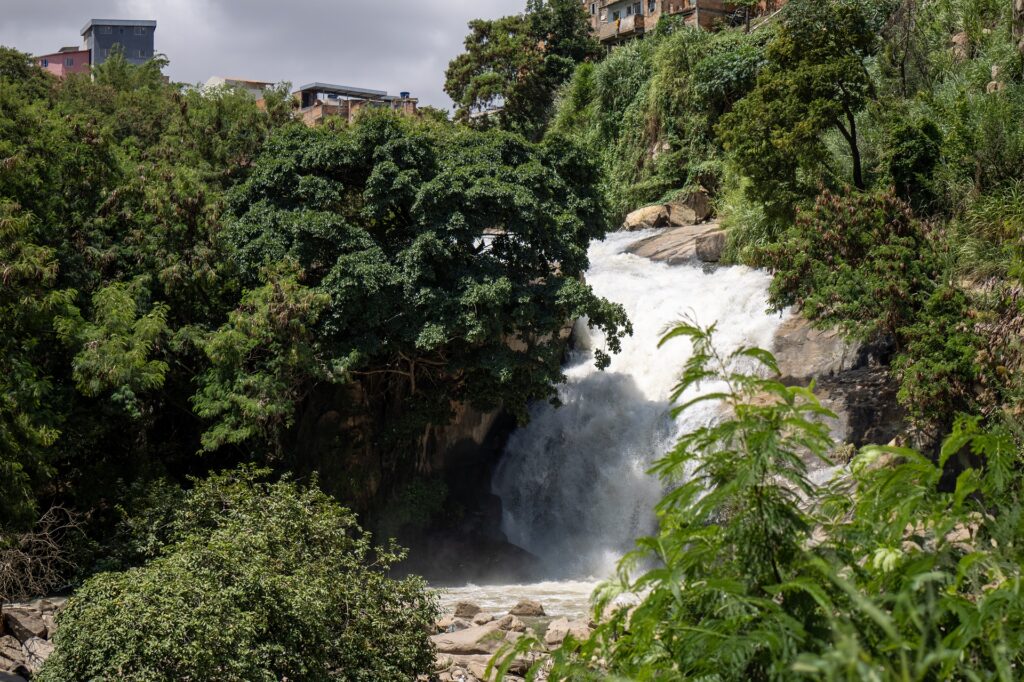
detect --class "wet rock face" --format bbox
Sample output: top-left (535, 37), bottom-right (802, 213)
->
top-left (772, 315), bottom-right (905, 448)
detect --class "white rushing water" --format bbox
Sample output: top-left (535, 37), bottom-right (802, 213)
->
top-left (490, 230), bottom-right (786, 581)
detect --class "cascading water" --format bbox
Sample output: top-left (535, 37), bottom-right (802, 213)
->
top-left (490, 230), bottom-right (787, 580)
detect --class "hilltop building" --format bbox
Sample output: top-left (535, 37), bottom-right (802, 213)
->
top-left (294, 83), bottom-right (418, 127)
top-left (204, 76), bottom-right (278, 99)
top-left (583, 1), bottom-right (783, 44)
top-left (34, 19), bottom-right (157, 77)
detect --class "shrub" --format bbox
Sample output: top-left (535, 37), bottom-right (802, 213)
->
top-left (39, 468), bottom-right (439, 682)
top-left (763, 187), bottom-right (939, 343)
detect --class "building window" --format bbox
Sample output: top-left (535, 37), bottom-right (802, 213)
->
top-left (65, 56), bottom-right (74, 66)
top-left (633, 2), bottom-right (642, 15)
top-left (626, 5), bottom-right (632, 15)
top-left (41, 58), bottom-right (48, 67)
top-left (136, 49), bottom-right (146, 59)
top-left (102, 49), bottom-right (110, 58)
top-left (135, 26), bottom-right (145, 35)
top-left (591, 2), bottom-right (596, 13)
top-left (612, 10), bottom-right (620, 20)
top-left (100, 26), bottom-right (112, 34)
top-left (649, 0), bottom-right (657, 13)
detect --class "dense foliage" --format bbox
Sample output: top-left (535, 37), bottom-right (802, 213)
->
top-left (501, 325), bottom-right (1024, 680)
top-left (39, 468), bottom-right (438, 681)
top-left (0, 45), bottom-right (624, 539)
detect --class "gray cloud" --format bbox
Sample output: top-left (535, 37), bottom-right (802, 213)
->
top-left (0, 0), bottom-right (524, 108)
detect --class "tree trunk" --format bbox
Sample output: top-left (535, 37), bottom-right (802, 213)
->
top-left (839, 108), bottom-right (865, 191)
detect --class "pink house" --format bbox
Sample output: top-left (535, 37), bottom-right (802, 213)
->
top-left (35, 47), bottom-right (92, 78)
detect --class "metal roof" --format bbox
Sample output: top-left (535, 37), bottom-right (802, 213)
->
top-left (81, 19), bottom-right (158, 36)
top-left (296, 82), bottom-right (389, 100)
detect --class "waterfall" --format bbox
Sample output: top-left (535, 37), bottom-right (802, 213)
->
top-left (491, 230), bottom-right (786, 579)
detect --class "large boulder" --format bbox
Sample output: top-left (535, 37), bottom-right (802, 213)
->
top-left (436, 615), bottom-right (472, 633)
top-left (508, 600), bottom-right (545, 617)
top-left (626, 223), bottom-right (723, 265)
top-left (772, 316), bottom-right (862, 383)
top-left (20, 637), bottom-right (53, 674)
top-left (0, 635), bottom-right (26, 670)
top-left (666, 190), bottom-right (713, 225)
top-left (623, 204), bottom-right (671, 231)
top-left (494, 614), bottom-right (527, 632)
top-left (431, 622), bottom-right (506, 656)
top-left (544, 617), bottom-right (592, 647)
top-left (695, 229), bottom-right (727, 263)
top-left (471, 612), bottom-right (495, 626)
top-left (453, 601), bottom-right (482, 620)
top-left (1, 610), bottom-right (46, 643)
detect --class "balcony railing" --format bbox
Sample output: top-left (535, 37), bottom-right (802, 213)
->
top-left (598, 13), bottom-right (645, 41)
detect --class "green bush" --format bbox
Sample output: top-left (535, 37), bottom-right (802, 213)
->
top-left (763, 187), bottom-right (938, 343)
top-left (40, 468), bottom-right (439, 682)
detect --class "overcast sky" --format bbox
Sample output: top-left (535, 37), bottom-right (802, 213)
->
top-left (0, 0), bottom-right (525, 109)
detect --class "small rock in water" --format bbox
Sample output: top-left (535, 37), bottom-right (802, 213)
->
top-left (509, 599), bottom-right (545, 617)
top-left (471, 612), bottom-right (494, 626)
top-left (436, 615), bottom-right (471, 633)
top-left (453, 601), bottom-right (482, 619)
top-left (496, 614), bottom-right (527, 632)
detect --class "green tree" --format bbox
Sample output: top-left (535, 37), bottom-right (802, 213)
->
top-left (0, 202), bottom-right (73, 529)
top-left (39, 468), bottom-right (439, 681)
top-left (445, 0), bottom-right (601, 138)
top-left (220, 112), bottom-right (628, 482)
top-left (718, 0), bottom-right (887, 218)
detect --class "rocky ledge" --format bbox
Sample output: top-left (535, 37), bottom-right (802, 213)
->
top-left (626, 222), bottom-right (726, 264)
top-left (0, 599), bottom-right (63, 681)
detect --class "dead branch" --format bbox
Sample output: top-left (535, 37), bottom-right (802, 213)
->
top-left (0, 507), bottom-right (83, 607)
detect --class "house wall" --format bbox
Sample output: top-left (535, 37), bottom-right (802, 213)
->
top-left (35, 50), bottom-right (92, 77)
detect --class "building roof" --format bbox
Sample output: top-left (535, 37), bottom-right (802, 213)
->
top-left (58, 46), bottom-right (81, 53)
top-left (206, 76), bottom-right (278, 89)
top-left (81, 19), bottom-right (157, 36)
top-left (296, 82), bottom-right (389, 100)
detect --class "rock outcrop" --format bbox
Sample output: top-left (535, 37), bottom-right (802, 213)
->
top-left (543, 617), bottom-right (592, 647)
top-left (694, 229), bottom-right (727, 263)
top-left (622, 191), bottom-right (713, 232)
top-left (772, 315), bottom-right (904, 449)
top-left (626, 223), bottom-right (723, 264)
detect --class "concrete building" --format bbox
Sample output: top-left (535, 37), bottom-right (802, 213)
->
top-left (583, 0), bottom-right (784, 44)
top-left (34, 46), bottom-right (91, 78)
top-left (81, 19), bottom-right (157, 67)
top-left (294, 83), bottom-right (418, 127)
top-left (204, 76), bottom-right (278, 100)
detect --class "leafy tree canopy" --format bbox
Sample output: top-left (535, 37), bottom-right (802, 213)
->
top-left (445, 0), bottom-right (601, 138)
top-left (214, 112), bottom-right (629, 465)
